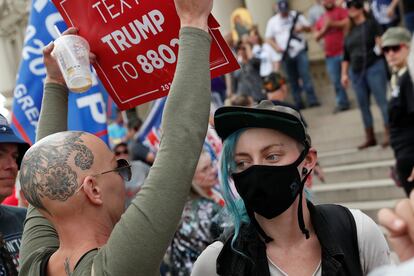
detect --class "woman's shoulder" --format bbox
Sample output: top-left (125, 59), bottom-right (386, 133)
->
top-left (191, 241), bottom-right (223, 276)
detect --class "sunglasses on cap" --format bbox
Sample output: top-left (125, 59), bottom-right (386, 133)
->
top-left (382, 44), bottom-right (403, 54)
top-left (346, 1), bottom-right (363, 9)
top-left (75, 159), bottom-right (132, 193)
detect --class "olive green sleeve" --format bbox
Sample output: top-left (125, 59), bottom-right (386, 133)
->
top-left (19, 83), bottom-right (69, 275)
top-left (92, 27), bottom-right (211, 276)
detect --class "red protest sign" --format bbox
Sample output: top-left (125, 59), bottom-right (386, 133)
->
top-left (52, 0), bottom-right (239, 110)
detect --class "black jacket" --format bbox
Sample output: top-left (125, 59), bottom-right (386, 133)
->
top-left (216, 202), bottom-right (362, 276)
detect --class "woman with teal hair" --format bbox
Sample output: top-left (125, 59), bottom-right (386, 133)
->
top-left (192, 100), bottom-right (391, 276)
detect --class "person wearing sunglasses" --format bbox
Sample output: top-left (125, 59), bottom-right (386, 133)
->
top-left (341, 0), bottom-right (390, 150)
top-left (112, 142), bottom-right (150, 207)
top-left (192, 100), bottom-right (391, 275)
top-left (381, 27), bottom-right (414, 197)
top-left (17, 0), bottom-right (213, 275)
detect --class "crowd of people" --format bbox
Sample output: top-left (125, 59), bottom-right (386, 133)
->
top-left (1, 0), bottom-right (414, 275)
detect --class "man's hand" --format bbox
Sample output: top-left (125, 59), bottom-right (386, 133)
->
top-left (378, 191), bottom-right (414, 261)
top-left (341, 74), bottom-right (349, 88)
top-left (44, 27), bottom-right (96, 86)
top-left (407, 167), bottom-right (414, 182)
top-left (174, 0), bottom-right (213, 32)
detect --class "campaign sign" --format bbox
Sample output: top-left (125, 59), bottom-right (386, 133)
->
top-left (52, 0), bottom-right (239, 110)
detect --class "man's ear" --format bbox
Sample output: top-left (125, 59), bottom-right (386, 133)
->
top-left (303, 147), bottom-right (318, 172)
top-left (81, 176), bottom-right (103, 206)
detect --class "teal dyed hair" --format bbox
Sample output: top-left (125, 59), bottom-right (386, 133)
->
top-left (220, 127), bottom-right (314, 256)
top-left (219, 128), bottom-right (251, 255)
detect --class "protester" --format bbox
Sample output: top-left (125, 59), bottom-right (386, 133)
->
top-left (263, 72), bottom-right (289, 102)
top-left (0, 114), bottom-right (29, 275)
top-left (161, 151), bottom-right (223, 275)
top-left (265, 0), bottom-right (321, 109)
top-left (249, 26), bottom-right (280, 76)
top-left (126, 120), bottom-right (155, 166)
top-left (380, 27), bottom-right (414, 196)
top-left (371, 0), bottom-right (400, 31)
top-left (308, 0), bottom-right (326, 27)
top-left (341, 0), bottom-right (390, 149)
top-left (315, 0), bottom-right (351, 113)
top-left (112, 142), bottom-right (150, 207)
top-left (108, 110), bottom-right (128, 149)
top-left (18, 0), bottom-right (213, 274)
top-left (233, 41), bottom-right (265, 103)
top-left (192, 100), bottom-right (391, 275)
top-left (263, 72), bottom-right (326, 186)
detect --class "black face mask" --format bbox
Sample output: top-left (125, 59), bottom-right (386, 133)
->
top-left (232, 148), bottom-right (312, 241)
top-left (232, 150), bottom-right (307, 219)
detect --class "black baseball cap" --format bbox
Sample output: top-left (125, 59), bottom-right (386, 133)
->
top-left (214, 100), bottom-right (310, 146)
top-left (346, 0), bottom-right (364, 9)
top-left (277, 0), bottom-right (289, 13)
top-left (0, 114), bottom-right (30, 168)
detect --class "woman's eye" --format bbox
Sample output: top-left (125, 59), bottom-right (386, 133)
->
top-left (235, 160), bottom-right (248, 170)
top-left (266, 154), bottom-right (279, 161)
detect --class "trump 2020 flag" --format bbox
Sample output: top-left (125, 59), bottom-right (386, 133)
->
top-left (137, 97), bottom-right (222, 161)
top-left (137, 97), bottom-right (166, 152)
top-left (11, 0), bottom-right (109, 145)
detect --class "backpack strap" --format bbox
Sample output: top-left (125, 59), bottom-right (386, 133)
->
top-left (281, 11), bottom-right (301, 61)
top-left (313, 203), bottom-right (363, 276)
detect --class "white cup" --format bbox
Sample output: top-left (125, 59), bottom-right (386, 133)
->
top-left (52, 35), bottom-right (92, 93)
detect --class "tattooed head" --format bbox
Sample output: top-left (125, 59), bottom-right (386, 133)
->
top-left (19, 131), bottom-right (94, 211)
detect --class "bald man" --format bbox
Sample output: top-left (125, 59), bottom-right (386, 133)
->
top-left (18, 0), bottom-right (213, 275)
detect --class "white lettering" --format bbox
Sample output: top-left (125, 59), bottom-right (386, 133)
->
top-left (100, 10), bottom-right (165, 54)
top-left (148, 10), bottom-right (164, 32)
top-left (24, 25), bottom-right (36, 44)
top-left (120, 0), bottom-right (132, 13)
top-left (13, 85), bottom-right (40, 128)
top-left (22, 39), bottom-right (44, 60)
top-left (45, 13), bottom-right (64, 40)
top-left (34, 0), bottom-right (48, 13)
top-left (92, 1), bottom-right (107, 23)
top-left (112, 30), bottom-right (132, 52)
top-left (123, 62), bottom-right (139, 79)
top-left (101, 34), bottom-right (119, 54)
top-left (25, 108), bottom-right (39, 122)
top-left (17, 96), bottom-right (35, 110)
top-left (76, 94), bottom-right (106, 124)
top-left (14, 85), bottom-right (27, 98)
top-left (103, 0), bottom-right (120, 20)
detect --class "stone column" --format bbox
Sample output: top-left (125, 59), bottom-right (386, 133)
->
top-left (244, 0), bottom-right (275, 35)
top-left (212, 0), bottom-right (244, 35)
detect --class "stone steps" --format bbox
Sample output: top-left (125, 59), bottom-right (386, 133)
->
top-left (312, 179), bottom-right (404, 205)
top-left (300, 82), bottom-right (404, 223)
top-left (317, 146), bottom-right (394, 167)
top-left (319, 159), bottom-right (395, 184)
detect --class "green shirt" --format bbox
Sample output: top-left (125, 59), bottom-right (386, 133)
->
top-left (19, 27), bottom-right (212, 276)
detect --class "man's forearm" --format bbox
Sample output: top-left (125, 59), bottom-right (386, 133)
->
top-left (266, 38), bottom-right (282, 53)
top-left (341, 61), bottom-right (349, 76)
top-left (36, 83), bottom-right (69, 141)
top-left (93, 27), bottom-right (212, 276)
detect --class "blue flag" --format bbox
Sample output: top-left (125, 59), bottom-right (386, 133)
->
top-left (11, 0), bottom-right (110, 145)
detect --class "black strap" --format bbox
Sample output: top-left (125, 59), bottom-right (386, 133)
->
top-left (282, 11), bottom-right (301, 61)
top-left (313, 204), bottom-right (363, 276)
